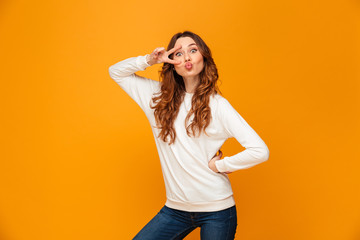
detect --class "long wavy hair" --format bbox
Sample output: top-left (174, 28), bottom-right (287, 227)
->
top-left (150, 31), bottom-right (222, 145)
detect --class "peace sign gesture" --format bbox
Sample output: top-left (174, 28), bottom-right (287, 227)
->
top-left (146, 45), bottom-right (182, 66)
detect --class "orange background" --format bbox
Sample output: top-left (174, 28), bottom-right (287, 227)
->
top-left (1, 0), bottom-right (359, 239)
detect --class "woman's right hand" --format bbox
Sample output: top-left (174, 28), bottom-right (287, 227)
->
top-left (146, 45), bottom-right (182, 66)
top-left (209, 150), bottom-right (233, 174)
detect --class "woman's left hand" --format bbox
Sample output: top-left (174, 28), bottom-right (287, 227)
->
top-left (208, 150), bottom-right (232, 174)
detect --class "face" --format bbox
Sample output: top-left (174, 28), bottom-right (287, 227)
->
top-left (172, 37), bottom-right (204, 80)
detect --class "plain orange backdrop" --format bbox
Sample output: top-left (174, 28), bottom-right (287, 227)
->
top-left (0, 0), bottom-right (359, 239)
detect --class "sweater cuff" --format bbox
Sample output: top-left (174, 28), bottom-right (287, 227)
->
top-left (215, 159), bottom-right (228, 173)
top-left (136, 55), bottom-right (151, 70)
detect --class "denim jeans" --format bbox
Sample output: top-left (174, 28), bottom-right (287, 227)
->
top-left (133, 204), bottom-right (237, 240)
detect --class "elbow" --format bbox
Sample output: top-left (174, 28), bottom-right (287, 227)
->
top-left (253, 145), bottom-right (269, 163)
top-left (248, 145), bottom-right (269, 164)
top-left (108, 66), bottom-right (116, 79)
top-left (108, 65), bottom-right (132, 81)
top-left (261, 145), bottom-right (270, 162)
top-left (108, 66), bottom-right (123, 82)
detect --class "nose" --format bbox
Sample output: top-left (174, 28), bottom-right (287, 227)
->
top-left (184, 52), bottom-right (191, 62)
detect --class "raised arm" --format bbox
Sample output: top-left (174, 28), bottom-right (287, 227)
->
top-left (108, 54), bottom-right (159, 113)
top-left (108, 46), bottom-right (182, 113)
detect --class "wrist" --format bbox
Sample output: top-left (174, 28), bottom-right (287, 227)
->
top-left (210, 159), bottom-right (220, 173)
top-left (146, 54), bottom-right (153, 66)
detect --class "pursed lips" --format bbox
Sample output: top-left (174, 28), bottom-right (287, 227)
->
top-left (185, 62), bottom-right (193, 69)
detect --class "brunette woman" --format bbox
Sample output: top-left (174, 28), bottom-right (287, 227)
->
top-left (108, 30), bottom-right (269, 240)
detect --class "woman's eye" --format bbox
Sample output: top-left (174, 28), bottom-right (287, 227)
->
top-left (175, 49), bottom-right (197, 57)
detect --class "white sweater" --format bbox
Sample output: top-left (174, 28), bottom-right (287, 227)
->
top-left (108, 55), bottom-right (269, 212)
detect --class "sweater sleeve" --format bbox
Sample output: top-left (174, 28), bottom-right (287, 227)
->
top-left (108, 54), bottom-right (159, 113)
top-left (215, 98), bottom-right (270, 173)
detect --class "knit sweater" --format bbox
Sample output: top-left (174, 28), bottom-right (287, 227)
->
top-left (108, 55), bottom-right (269, 212)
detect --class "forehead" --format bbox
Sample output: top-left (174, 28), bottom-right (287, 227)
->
top-left (174, 36), bottom-right (196, 47)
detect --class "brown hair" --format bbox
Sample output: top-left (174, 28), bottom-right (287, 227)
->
top-left (150, 31), bottom-right (222, 145)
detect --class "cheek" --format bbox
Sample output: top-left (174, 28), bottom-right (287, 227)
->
top-left (196, 58), bottom-right (204, 69)
top-left (195, 55), bottom-right (204, 64)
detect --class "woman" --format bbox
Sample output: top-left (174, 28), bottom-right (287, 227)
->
top-left (108, 31), bottom-right (269, 240)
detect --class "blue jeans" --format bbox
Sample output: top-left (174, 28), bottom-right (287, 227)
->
top-left (133, 204), bottom-right (237, 240)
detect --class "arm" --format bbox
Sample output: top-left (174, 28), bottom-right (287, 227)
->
top-left (108, 46), bottom-right (182, 111)
top-left (109, 54), bottom-right (151, 78)
top-left (214, 98), bottom-right (270, 173)
top-left (108, 55), bottom-right (157, 112)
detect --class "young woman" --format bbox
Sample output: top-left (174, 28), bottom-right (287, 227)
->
top-left (108, 31), bottom-right (269, 240)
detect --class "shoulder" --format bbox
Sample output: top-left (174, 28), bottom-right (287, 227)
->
top-left (210, 93), bottom-right (232, 108)
top-left (133, 73), bottom-right (160, 92)
top-left (151, 80), bottom-right (161, 96)
top-left (210, 93), bottom-right (241, 119)
top-left (209, 93), bottom-right (231, 117)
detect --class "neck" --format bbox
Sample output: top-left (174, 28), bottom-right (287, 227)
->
top-left (183, 76), bottom-right (200, 93)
